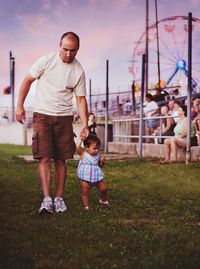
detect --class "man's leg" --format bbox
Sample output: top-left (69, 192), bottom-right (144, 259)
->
top-left (38, 156), bottom-right (52, 197)
top-left (54, 159), bottom-right (67, 213)
top-left (54, 159), bottom-right (66, 198)
top-left (38, 156), bottom-right (53, 214)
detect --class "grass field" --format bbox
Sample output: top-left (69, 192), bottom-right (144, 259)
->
top-left (0, 144), bottom-right (200, 269)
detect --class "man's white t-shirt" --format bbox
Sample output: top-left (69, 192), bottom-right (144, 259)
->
top-left (143, 101), bottom-right (159, 118)
top-left (29, 52), bottom-right (86, 116)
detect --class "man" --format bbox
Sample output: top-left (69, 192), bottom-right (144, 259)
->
top-left (16, 32), bottom-right (89, 214)
top-left (143, 93), bottom-right (160, 142)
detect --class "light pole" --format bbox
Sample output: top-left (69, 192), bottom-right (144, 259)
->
top-left (10, 51), bottom-right (15, 122)
top-left (89, 79), bottom-right (92, 112)
top-left (155, 0), bottom-right (161, 92)
top-left (186, 12), bottom-right (193, 164)
top-left (104, 59), bottom-right (109, 154)
top-left (145, 0), bottom-right (149, 95)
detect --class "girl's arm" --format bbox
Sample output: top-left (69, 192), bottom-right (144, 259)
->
top-left (99, 156), bottom-right (105, 168)
top-left (76, 138), bottom-right (84, 158)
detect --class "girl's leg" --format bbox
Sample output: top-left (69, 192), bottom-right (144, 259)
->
top-left (171, 138), bottom-right (186, 162)
top-left (96, 180), bottom-right (108, 202)
top-left (170, 138), bottom-right (179, 162)
top-left (80, 180), bottom-right (90, 208)
top-left (163, 138), bottom-right (171, 162)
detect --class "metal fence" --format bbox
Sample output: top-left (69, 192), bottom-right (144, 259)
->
top-left (113, 115), bottom-right (178, 143)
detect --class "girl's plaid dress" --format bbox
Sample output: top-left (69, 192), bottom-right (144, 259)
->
top-left (77, 152), bottom-right (104, 183)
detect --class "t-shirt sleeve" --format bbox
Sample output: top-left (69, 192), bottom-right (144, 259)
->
top-left (29, 55), bottom-right (47, 79)
top-left (74, 72), bottom-right (87, 96)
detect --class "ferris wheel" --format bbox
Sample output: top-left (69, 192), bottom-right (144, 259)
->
top-left (130, 15), bottom-right (200, 94)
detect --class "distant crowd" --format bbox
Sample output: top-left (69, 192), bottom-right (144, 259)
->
top-left (143, 91), bottom-right (200, 163)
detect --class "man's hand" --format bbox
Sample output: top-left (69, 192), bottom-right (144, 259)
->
top-left (15, 107), bottom-right (26, 124)
top-left (15, 74), bottom-right (35, 124)
top-left (80, 126), bottom-right (89, 141)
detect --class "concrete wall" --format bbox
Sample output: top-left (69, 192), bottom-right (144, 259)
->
top-left (0, 123), bottom-right (85, 146)
top-left (0, 123), bottom-right (33, 145)
top-left (1, 123), bottom-right (200, 162)
top-left (108, 142), bottom-right (200, 161)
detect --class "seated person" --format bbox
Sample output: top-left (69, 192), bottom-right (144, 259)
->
top-left (154, 105), bottom-right (176, 144)
top-left (168, 100), bottom-right (180, 124)
top-left (193, 102), bottom-right (200, 146)
top-left (191, 98), bottom-right (200, 120)
top-left (160, 105), bottom-right (196, 163)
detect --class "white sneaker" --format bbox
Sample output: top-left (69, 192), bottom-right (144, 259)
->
top-left (54, 197), bottom-right (67, 213)
top-left (39, 197), bottom-right (53, 214)
top-left (99, 199), bottom-right (109, 205)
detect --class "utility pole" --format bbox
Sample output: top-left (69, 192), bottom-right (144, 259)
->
top-left (138, 54), bottom-right (146, 159)
top-left (131, 80), bottom-right (136, 114)
top-left (155, 0), bottom-right (161, 92)
top-left (89, 79), bottom-right (92, 112)
top-left (145, 0), bottom-right (149, 95)
top-left (104, 59), bottom-right (109, 154)
top-left (186, 12), bottom-right (192, 164)
top-left (10, 51), bottom-right (15, 122)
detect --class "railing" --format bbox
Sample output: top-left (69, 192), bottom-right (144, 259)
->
top-left (113, 115), bottom-right (177, 143)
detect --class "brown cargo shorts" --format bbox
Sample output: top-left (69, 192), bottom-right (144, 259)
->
top-left (32, 112), bottom-right (76, 160)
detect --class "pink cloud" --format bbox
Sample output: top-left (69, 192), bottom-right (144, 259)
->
top-left (16, 13), bottom-right (49, 35)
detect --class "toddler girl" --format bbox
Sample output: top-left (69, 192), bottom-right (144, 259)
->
top-left (76, 134), bottom-right (109, 210)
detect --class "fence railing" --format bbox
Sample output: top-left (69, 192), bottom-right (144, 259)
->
top-left (113, 115), bottom-right (178, 143)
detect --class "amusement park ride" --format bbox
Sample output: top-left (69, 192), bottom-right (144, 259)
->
top-left (130, 15), bottom-right (200, 94)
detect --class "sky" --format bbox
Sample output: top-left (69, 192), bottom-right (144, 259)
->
top-left (0, 0), bottom-right (200, 107)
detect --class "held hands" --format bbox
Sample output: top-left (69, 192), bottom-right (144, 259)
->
top-left (80, 126), bottom-right (89, 141)
top-left (15, 107), bottom-right (26, 124)
top-left (76, 127), bottom-right (89, 157)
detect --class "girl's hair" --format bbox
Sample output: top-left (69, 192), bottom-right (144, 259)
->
top-left (179, 104), bottom-right (187, 117)
top-left (161, 105), bottom-right (169, 111)
top-left (83, 134), bottom-right (101, 147)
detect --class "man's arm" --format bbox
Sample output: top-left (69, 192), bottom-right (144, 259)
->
top-left (16, 74), bottom-right (36, 124)
top-left (76, 96), bottom-right (89, 139)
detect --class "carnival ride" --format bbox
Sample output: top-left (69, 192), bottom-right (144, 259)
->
top-left (130, 15), bottom-right (200, 94)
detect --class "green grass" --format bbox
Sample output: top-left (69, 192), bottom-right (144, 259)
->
top-left (0, 144), bottom-right (200, 269)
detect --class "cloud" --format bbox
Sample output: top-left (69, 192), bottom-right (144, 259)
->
top-left (51, 0), bottom-right (69, 16)
top-left (16, 13), bottom-right (48, 35)
top-left (41, 0), bottom-right (52, 11)
top-left (10, 0), bottom-right (143, 91)
top-left (189, 0), bottom-right (199, 5)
